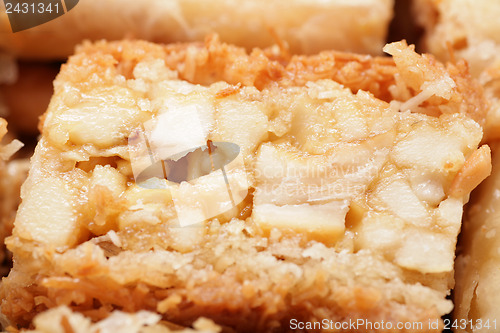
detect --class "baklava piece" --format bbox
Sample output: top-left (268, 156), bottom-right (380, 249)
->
top-left (0, 38), bottom-right (490, 332)
top-left (0, 0), bottom-right (393, 59)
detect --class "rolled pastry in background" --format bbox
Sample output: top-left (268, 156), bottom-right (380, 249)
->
top-left (0, 0), bottom-right (393, 59)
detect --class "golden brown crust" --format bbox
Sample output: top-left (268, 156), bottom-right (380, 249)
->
top-left (1, 233), bottom-right (443, 332)
top-left (384, 41), bottom-right (488, 126)
top-left (59, 36), bottom-right (398, 100)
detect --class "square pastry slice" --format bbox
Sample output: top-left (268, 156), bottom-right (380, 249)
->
top-left (0, 38), bottom-right (491, 332)
top-left (0, 0), bottom-right (393, 59)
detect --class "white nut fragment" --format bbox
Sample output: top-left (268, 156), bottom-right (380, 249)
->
top-left (436, 197), bottom-right (464, 232)
top-left (375, 178), bottom-right (430, 225)
top-left (396, 230), bottom-right (455, 273)
top-left (356, 212), bottom-right (403, 254)
top-left (392, 122), bottom-right (465, 173)
top-left (213, 95), bottom-right (269, 158)
top-left (15, 176), bottom-right (82, 247)
top-left (408, 171), bottom-right (446, 206)
top-left (449, 144), bottom-right (492, 199)
top-left (253, 201), bottom-right (349, 245)
top-left (54, 86), bottom-right (144, 148)
top-left (170, 167), bottom-right (249, 227)
top-left (149, 104), bottom-right (210, 160)
top-left (91, 165), bottom-right (127, 197)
